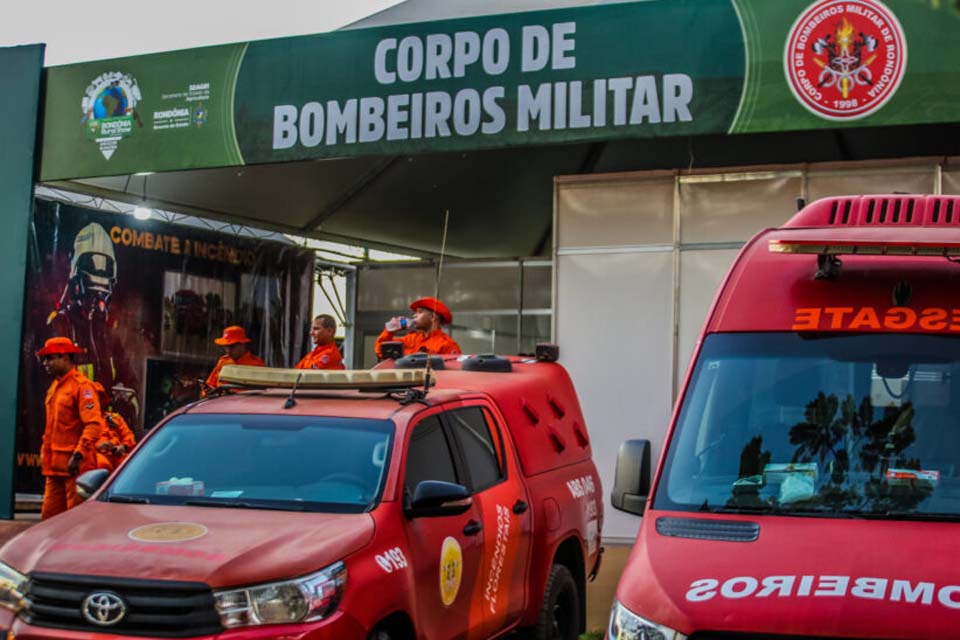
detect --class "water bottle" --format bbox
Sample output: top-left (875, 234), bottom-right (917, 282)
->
top-left (399, 318), bottom-right (409, 330)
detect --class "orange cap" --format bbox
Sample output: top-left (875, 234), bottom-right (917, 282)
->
top-left (36, 337), bottom-right (83, 357)
top-left (409, 297), bottom-right (452, 325)
top-left (214, 326), bottom-right (252, 345)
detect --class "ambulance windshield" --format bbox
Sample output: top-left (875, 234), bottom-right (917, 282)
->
top-left (105, 415), bottom-right (394, 513)
top-left (656, 333), bottom-right (960, 520)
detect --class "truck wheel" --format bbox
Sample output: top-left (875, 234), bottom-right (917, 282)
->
top-left (368, 630), bottom-right (392, 640)
top-left (534, 564), bottom-right (580, 640)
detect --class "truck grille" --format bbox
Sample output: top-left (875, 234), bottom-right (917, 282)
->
top-left (23, 572), bottom-right (222, 638)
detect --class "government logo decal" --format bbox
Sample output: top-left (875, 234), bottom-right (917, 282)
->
top-left (81, 72), bottom-right (143, 159)
top-left (784, 0), bottom-right (906, 121)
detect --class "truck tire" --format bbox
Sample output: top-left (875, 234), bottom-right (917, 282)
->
top-left (368, 630), bottom-right (392, 640)
top-left (533, 564), bottom-right (581, 640)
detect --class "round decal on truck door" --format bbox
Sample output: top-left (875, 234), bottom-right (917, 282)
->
top-left (439, 536), bottom-right (463, 606)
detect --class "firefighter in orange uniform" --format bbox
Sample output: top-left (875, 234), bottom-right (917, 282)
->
top-left (375, 296), bottom-right (462, 359)
top-left (295, 314), bottom-right (345, 370)
top-left (37, 337), bottom-right (105, 520)
top-left (204, 326), bottom-right (266, 391)
top-left (93, 382), bottom-right (137, 472)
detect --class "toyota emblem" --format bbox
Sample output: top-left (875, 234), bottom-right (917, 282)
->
top-left (81, 591), bottom-right (127, 626)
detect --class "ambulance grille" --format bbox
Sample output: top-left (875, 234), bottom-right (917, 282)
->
top-left (656, 517), bottom-right (759, 542)
top-left (23, 572), bottom-right (222, 637)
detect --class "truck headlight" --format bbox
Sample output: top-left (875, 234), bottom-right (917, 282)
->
top-left (608, 600), bottom-right (686, 640)
top-left (0, 561), bottom-right (28, 613)
top-left (214, 561), bottom-right (346, 628)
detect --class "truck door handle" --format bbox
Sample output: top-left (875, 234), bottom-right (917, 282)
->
top-left (463, 520), bottom-right (482, 536)
top-left (513, 499), bottom-right (529, 514)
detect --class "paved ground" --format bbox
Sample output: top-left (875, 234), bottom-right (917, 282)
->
top-left (0, 519), bottom-right (34, 545)
top-left (585, 543), bottom-right (631, 632)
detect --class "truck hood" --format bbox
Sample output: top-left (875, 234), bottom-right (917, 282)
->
top-left (1, 500), bottom-right (374, 588)
top-left (617, 512), bottom-right (960, 638)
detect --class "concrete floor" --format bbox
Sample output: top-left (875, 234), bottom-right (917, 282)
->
top-left (584, 543), bottom-right (631, 633)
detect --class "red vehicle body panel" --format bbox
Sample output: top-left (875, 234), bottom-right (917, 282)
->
top-left (615, 195), bottom-right (960, 639)
top-left (2, 358), bottom-right (601, 639)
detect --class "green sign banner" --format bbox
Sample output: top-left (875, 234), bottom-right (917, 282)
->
top-left (39, 0), bottom-right (960, 181)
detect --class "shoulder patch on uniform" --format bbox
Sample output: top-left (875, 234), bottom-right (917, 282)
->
top-left (320, 355), bottom-right (330, 364)
top-left (82, 389), bottom-right (93, 399)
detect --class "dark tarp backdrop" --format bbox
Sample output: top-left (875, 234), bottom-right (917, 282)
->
top-left (15, 199), bottom-right (314, 494)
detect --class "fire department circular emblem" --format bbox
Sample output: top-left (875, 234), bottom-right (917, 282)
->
top-left (438, 536), bottom-right (463, 606)
top-left (128, 522), bottom-right (208, 542)
top-left (784, 0), bottom-right (907, 120)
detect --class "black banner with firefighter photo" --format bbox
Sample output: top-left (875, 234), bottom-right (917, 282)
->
top-left (16, 198), bottom-right (314, 494)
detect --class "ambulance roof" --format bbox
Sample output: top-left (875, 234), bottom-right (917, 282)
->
top-left (707, 195), bottom-right (960, 335)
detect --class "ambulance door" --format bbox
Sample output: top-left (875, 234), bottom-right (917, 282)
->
top-left (444, 405), bottom-right (532, 636)
top-left (401, 412), bottom-right (485, 640)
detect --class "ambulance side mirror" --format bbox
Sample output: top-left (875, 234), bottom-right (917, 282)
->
top-left (76, 468), bottom-right (110, 500)
top-left (611, 439), bottom-right (651, 516)
top-left (407, 480), bottom-right (473, 518)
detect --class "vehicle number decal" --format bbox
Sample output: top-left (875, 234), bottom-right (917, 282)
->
top-left (567, 475), bottom-right (596, 499)
top-left (439, 536), bottom-right (463, 606)
top-left (375, 547), bottom-right (408, 573)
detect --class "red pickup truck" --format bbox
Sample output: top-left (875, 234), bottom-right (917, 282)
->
top-left (609, 195), bottom-right (960, 639)
top-left (0, 351), bottom-right (601, 640)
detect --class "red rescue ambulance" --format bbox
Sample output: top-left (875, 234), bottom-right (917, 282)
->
top-left (609, 195), bottom-right (960, 639)
top-left (0, 352), bottom-right (601, 639)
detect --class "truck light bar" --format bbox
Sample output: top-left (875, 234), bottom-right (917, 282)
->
top-left (218, 365), bottom-right (428, 389)
top-left (769, 239), bottom-right (960, 257)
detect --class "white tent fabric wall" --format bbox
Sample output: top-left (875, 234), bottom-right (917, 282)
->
top-left (555, 157), bottom-right (952, 541)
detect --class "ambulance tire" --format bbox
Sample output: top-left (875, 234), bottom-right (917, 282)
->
top-left (533, 564), bottom-right (580, 640)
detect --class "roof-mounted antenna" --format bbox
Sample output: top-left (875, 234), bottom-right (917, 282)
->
top-left (421, 209), bottom-right (450, 397)
top-left (283, 371), bottom-right (304, 409)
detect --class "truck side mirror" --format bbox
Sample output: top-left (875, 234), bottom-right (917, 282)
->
top-left (407, 480), bottom-right (473, 518)
top-left (76, 468), bottom-right (110, 500)
top-left (611, 439), bottom-right (651, 515)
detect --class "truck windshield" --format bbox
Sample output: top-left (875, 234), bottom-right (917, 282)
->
top-left (104, 414), bottom-right (393, 513)
top-left (656, 333), bottom-right (960, 520)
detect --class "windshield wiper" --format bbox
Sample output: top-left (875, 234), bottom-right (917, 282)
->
top-left (880, 511), bottom-right (960, 522)
top-left (184, 498), bottom-right (307, 511)
top-left (700, 504), bottom-right (780, 515)
top-left (105, 495), bottom-right (150, 504)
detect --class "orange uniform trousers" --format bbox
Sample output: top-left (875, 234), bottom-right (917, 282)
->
top-left (41, 477), bottom-right (83, 520)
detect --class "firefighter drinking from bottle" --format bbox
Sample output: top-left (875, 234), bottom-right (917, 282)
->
top-left (375, 296), bottom-right (461, 359)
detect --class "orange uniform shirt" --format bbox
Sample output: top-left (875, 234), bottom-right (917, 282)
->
top-left (375, 328), bottom-right (462, 359)
top-left (96, 412), bottom-right (137, 471)
top-left (42, 368), bottom-right (104, 477)
top-left (205, 351), bottom-right (266, 389)
top-left (295, 342), bottom-right (345, 370)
